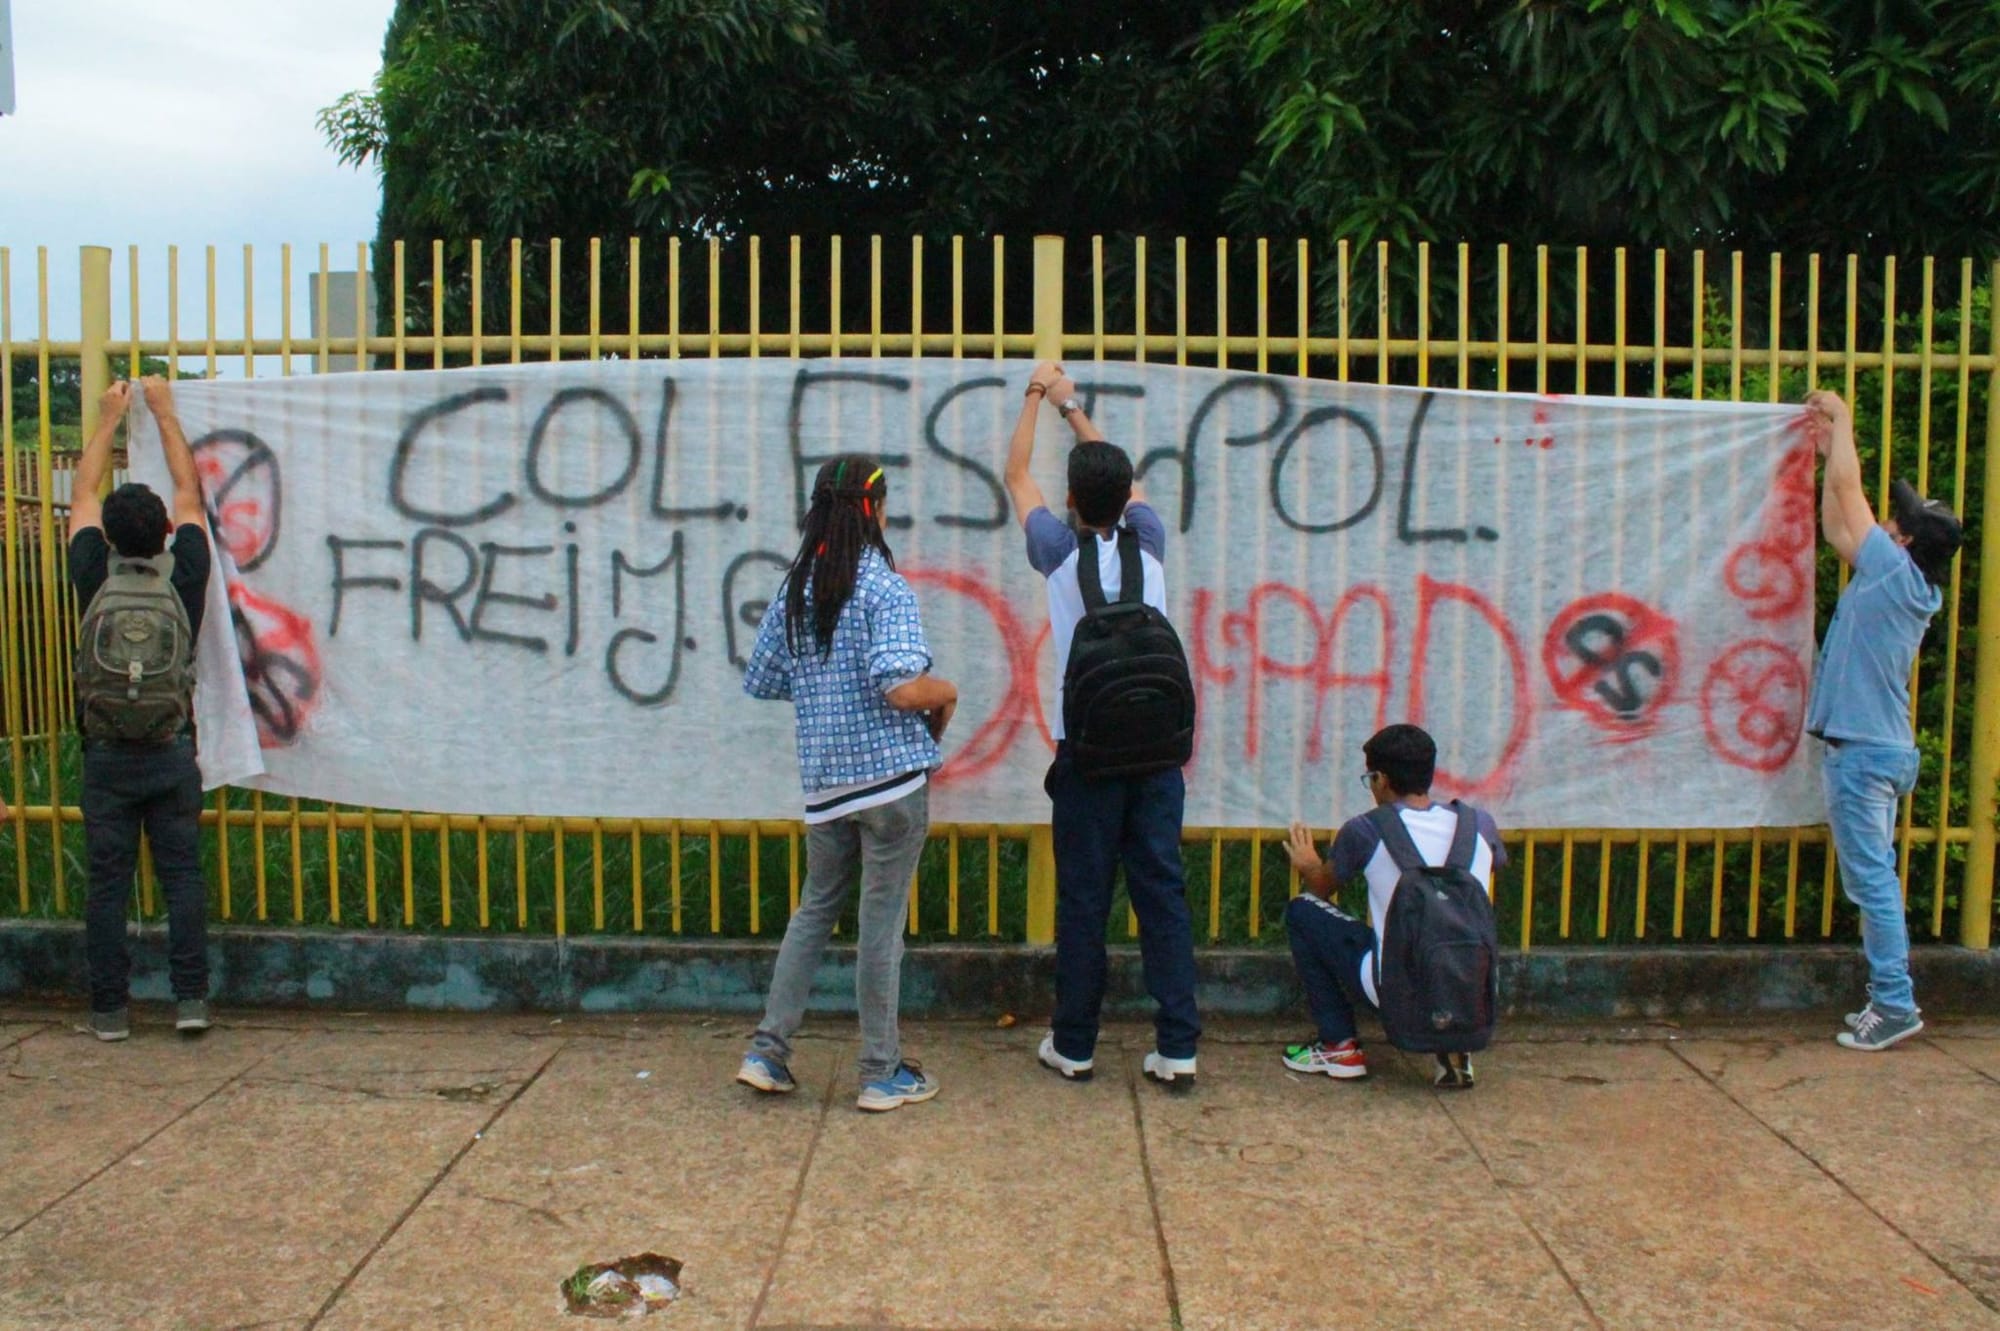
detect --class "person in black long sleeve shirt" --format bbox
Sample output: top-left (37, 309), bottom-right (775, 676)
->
top-left (68, 377), bottom-right (214, 1042)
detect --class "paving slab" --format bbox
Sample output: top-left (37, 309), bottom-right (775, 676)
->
top-left (1933, 1034), bottom-right (2000, 1082)
top-left (316, 1027), bottom-right (837, 1331)
top-left (1139, 1040), bottom-right (1589, 1331)
top-left (0, 1022), bottom-right (293, 1235)
top-left (757, 1027), bottom-right (1172, 1330)
top-left (0, 1026), bottom-right (558, 1331)
top-left (1443, 1038), bottom-right (1994, 1329)
top-left (1679, 1034), bottom-right (2000, 1311)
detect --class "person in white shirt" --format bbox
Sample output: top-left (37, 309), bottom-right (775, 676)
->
top-left (1282, 725), bottom-right (1506, 1090)
top-left (1004, 361), bottom-right (1201, 1091)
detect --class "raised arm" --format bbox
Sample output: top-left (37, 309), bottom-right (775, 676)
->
top-left (140, 377), bottom-right (209, 531)
top-left (1005, 361), bottom-right (1064, 529)
top-left (66, 382), bottom-right (132, 538)
top-left (1807, 390), bottom-right (1873, 568)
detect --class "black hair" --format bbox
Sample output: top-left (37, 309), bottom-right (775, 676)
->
top-left (1363, 724), bottom-right (1437, 797)
top-left (1067, 441), bottom-right (1134, 528)
top-left (783, 454), bottom-right (892, 656)
top-left (1891, 480), bottom-right (1965, 588)
top-left (102, 482), bottom-right (169, 557)
top-left (1910, 536), bottom-right (1960, 588)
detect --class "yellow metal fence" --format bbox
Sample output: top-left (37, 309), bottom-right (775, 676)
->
top-left (2, 236), bottom-right (1995, 950)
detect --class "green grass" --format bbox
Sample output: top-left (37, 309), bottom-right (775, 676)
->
top-left (0, 733), bottom-right (1976, 947)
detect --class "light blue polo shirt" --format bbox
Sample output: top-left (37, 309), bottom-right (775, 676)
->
top-left (1803, 526), bottom-right (1942, 746)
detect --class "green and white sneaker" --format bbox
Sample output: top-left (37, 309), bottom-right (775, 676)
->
top-left (1836, 1005), bottom-right (1924, 1052)
top-left (89, 1008), bottom-right (130, 1042)
top-left (1283, 1038), bottom-right (1369, 1079)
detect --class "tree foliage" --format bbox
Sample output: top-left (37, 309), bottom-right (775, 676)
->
top-left (7, 357), bottom-right (180, 434)
top-left (1200, 0), bottom-right (2000, 262)
top-left (321, 0), bottom-right (1247, 341)
top-left (326, 1), bottom-right (2000, 350)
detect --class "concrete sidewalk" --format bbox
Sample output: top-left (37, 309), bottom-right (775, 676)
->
top-left (0, 1007), bottom-right (1994, 1331)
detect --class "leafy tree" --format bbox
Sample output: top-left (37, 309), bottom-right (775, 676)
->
top-left (8, 356), bottom-right (181, 438)
top-left (327, 1), bottom-right (2000, 395)
top-left (319, 0), bottom-right (1248, 346)
top-left (1200, 0), bottom-right (2000, 338)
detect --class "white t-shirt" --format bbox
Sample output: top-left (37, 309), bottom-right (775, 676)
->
top-left (1022, 503), bottom-right (1169, 741)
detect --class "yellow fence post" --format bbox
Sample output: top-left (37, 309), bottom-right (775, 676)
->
top-left (1025, 235), bottom-right (1064, 945)
top-left (1961, 262), bottom-right (2000, 949)
top-left (78, 248), bottom-right (112, 458)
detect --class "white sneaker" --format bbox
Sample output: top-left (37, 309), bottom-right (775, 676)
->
top-left (1037, 1033), bottom-right (1094, 1082)
top-left (1142, 1051), bottom-right (1197, 1092)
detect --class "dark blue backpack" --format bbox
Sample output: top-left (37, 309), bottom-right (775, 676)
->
top-left (1368, 801), bottom-right (1501, 1054)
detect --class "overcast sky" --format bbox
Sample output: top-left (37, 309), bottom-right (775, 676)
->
top-left (1, 1), bottom-right (395, 357)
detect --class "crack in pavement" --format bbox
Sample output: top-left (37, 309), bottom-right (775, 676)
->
top-left (1125, 1065), bottom-right (1185, 1331)
top-left (302, 1039), bottom-right (567, 1329)
top-left (238, 1074), bottom-right (518, 1104)
top-left (0, 1030), bottom-right (305, 1244)
top-left (1925, 1037), bottom-right (2000, 1088)
top-left (746, 1054), bottom-right (840, 1330)
top-left (467, 1189), bottom-right (574, 1228)
top-left (1430, 1092), bottom-right (1607, 1329)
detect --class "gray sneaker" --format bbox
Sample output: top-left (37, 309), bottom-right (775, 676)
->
top-left (90, 1008), bottom-right (130, 1042)
top-left (175, 999), bottom-right (212, 1035)
top-left (1836, 1004), bottom-right (1923, 1051)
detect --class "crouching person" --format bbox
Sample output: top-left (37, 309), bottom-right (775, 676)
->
top-left (737, 456), bottom-right (956, 1112)
top-left (1281, 725), bottom-right (1505, 1090)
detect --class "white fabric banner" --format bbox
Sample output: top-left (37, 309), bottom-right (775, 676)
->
top-left (127, 359), bottom-right (1820, 830)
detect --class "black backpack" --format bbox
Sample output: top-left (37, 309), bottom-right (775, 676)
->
top-left (1061, 526), bottom-right (1196, 779)
top-left (1369, 801), bottom-right (1500, 1054)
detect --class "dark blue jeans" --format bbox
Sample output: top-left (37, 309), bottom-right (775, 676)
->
top-left (81, 737), bottom-right (209, 1012)
top-left (1285, 893), bottom-right (1376, 1044)
top-left (1046, 745), bottom-right (1200, 1062)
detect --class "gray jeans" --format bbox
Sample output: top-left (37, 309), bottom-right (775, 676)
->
top-left (749, 784), bottom-right (929, 1083)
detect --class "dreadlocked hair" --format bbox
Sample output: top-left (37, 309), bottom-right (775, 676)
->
top-left (783, 454), bottom-right (893, 656)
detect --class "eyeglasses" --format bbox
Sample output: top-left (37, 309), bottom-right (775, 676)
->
top-left (1358, 771), bottom-right (1376, 789)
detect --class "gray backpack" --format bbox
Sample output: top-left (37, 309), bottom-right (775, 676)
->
top-left (76, 552), bottom-right (195, 742)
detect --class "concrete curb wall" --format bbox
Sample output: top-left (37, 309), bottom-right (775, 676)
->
top-left (4, 921), bottom-right (1997, 1018)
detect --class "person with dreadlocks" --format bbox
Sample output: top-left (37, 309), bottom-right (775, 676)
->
top-left (736, 454), bottom-right (957, 1112)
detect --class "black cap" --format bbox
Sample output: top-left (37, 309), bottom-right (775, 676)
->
top-left (1889, 479), bottom-right (1964, 586)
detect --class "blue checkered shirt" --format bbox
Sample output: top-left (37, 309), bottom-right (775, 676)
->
top-left (741, 547), bottom-right (942, 799)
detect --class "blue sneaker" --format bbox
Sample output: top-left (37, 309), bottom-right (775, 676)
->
top-left (1836, 1005), bottom-right (1924, 1052)
top-left (736, 1052), bottom-right (797, 1094)
top-left (856, 1061), bottom-right (940, 1113)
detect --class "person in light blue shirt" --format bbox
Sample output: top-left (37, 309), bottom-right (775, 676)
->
top-left (737, 455), bottom-right (959, 1112)
top-left (1803, 390), bottom-right (1963, 1052)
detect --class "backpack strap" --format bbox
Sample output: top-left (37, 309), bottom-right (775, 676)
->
top-left (1366, 804), bottom-right (1429, 873)
top-left (1113, 526), bottom-right (1143, 606)
top-left (108, 551), bottom-right (175, 581)
top-left (1077, 527), bottom-right (1109, 610)
top-left (1077, 526), bottom-right (1144, 610)
top-left (1444, 800), bottom-right (1480, 871)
